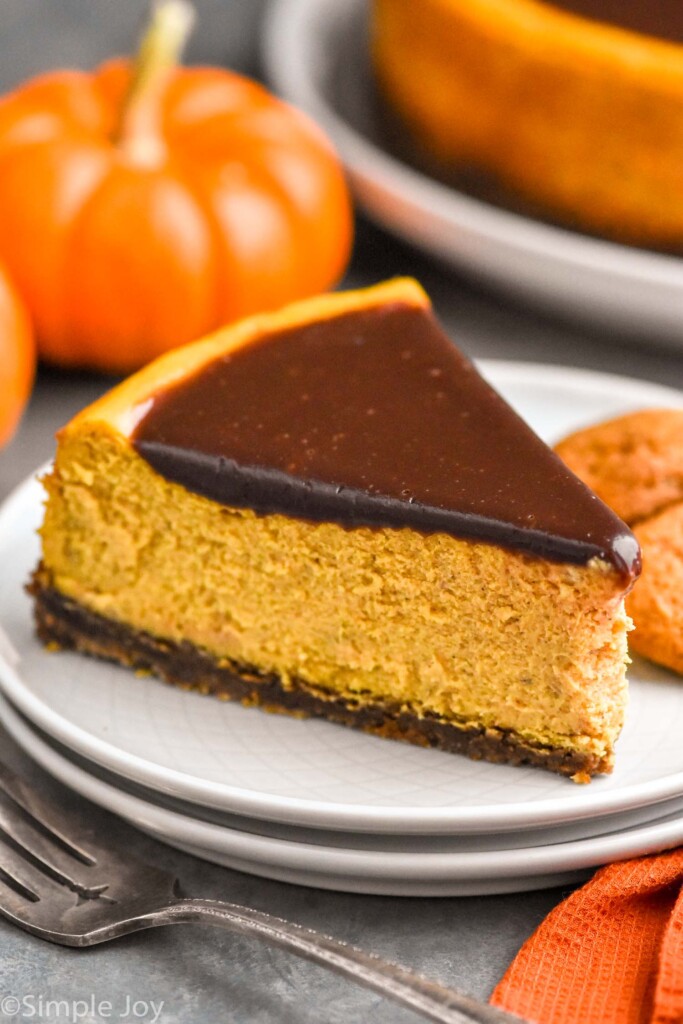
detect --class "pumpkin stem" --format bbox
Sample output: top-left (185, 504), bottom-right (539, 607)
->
top-left (115, 0), bottom-right (196, 166)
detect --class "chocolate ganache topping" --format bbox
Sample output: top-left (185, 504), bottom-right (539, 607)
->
top-left (547, 0), bottom-right (683, 44)
top-left (133, 302), bottom-right (640, 577)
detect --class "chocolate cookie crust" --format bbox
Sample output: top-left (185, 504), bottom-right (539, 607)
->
top-left (29, 568), bottom-right (606, 781)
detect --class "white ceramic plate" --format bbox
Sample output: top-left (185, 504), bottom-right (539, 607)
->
top-left (2, 690), bottom-right (593, 896)
top-left (263, 0), bottom-right (683, 346)
top-left (8, 690), bottom-right (683, 897)
top-left (1, 362), bottom-right (683, 836)
top-left (9, 689), bottom-right (683, 853)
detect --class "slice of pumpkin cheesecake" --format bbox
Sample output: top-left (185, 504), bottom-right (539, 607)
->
top-left (31, 278), bottom-right (640, 780)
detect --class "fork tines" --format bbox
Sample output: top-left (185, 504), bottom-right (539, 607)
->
top-left (0, 762), bottom-right (105, 901)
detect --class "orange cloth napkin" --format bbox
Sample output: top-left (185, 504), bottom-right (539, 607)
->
top-left (490, 848), bottom-right (683, 1024)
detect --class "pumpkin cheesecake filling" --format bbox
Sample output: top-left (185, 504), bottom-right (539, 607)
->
top-left (32, 280), bottom-right (639, 779)
top-left (372, 0), bottom-right (683, 249)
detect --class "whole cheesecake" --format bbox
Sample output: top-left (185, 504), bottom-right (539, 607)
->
top-left (373, 0), bottom-right (683, 249)
top-left (31, 279), bottom-right (640, 780)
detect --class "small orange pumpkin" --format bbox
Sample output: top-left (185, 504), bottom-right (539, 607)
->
top-left (0, 263), bottom-right (34, 447)
top-left (0, 1), bottom-right (353, 373)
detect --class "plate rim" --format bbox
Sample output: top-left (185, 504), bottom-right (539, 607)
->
top-left (2, 360), bottom-right (683, 834)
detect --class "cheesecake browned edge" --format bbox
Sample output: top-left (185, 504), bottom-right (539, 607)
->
top-left (29, 565), bottom-right (608, 781)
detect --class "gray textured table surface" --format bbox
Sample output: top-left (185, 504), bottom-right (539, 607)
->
top-left (1, 2), bottom-right (683, 1022)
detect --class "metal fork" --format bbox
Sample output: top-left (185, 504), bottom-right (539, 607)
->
top-left (0, 760), bottom-right (523, 1024)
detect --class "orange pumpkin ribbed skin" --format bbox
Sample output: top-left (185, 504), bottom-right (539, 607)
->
top-left (0, 264), bottom-right (34, 447)
top-left (0, 60), bottom-right (353, 373)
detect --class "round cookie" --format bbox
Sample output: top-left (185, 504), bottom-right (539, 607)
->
top-left (555, 409), bottom-right (683, 525)
top-left (627, 503), bottom-right (683, 675)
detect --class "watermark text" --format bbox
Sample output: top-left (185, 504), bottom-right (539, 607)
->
top-left (1, 994), bottom-right (164, 1023)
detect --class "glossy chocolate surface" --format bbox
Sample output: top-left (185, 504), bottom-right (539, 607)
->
top-left (133, 302), bottom-right (639, 576)
top-left (547, 0), bottom-right (683, 43)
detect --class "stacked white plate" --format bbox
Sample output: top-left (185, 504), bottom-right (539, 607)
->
top-left (2, 363), bottom-right (683, 896)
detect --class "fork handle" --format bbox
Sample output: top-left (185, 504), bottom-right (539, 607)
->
top-left (129, 897), bottom-right (520, 1024)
